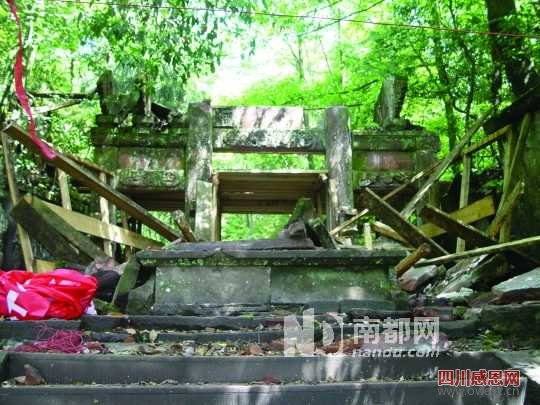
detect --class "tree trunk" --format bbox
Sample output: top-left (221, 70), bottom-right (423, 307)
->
top-left (485, 0), bottom-right (540, 97)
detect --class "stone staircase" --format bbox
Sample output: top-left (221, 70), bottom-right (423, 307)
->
top-left (0, 311), bottom-right (533, 404)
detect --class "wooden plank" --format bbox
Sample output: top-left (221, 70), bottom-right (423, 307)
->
top-left (359, 187), bottom-right (448, 257)
top-left (371, 221), bottom-right (410, 246)
top-left (488, 181), bottom-right (525, 238)
top-left (330, 161), bottom-right (438, 236)
top-left (172, 210), bottom-right (197, 242)
top-left (499, 126), bottom-right (517, 242)
top-left (507, 114), bottom-right (531, 187)
top-left (421, 205), bottom-right (496, 248)
top-left (40, 198), bottom-right (162, 250)
top-left (34, 259), bottom-right (56, 274)
top-left (421, 196), bottom-right (495, 238)
top-left (1, 132), bottom-right (34, 272)
top-left (12, 195), bottom-right (107, 263)
top-left (99, 172), bottom-right (113, 256)
top-left (456, 153), bottom-right (471, 252)
top-left (420, 201), bottom-right (539, 269)
top-left (462, 125), bottom-right (510, 155)
top-left (395, 243), bottom-right (431, 278)
top-left (416, 235), bottom-right (540, 267)
top-left (4, 125), bottom-right (179, 241)
top-left (401, 108), bottom-right (494, 218)
top-left (57, 170), bottom-right (72, 210)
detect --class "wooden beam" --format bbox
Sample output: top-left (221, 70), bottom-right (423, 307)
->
top-left (401, 108), bottom-right (494, 218)
top-left (12, 195), bottom-right (107, 263)
top-left (416, 235), bottom-right (540, 267)
top-left (420, 202), bottom-right (539, 269)
top-left (57, 170), bottom-right (72, 210)
top-left (4, 125), bottom-right (179, 241)
top-left (359, 188), bottom-right (448, 257)
top-left (456, 153), bottom-right (472, 252)
top-left (462, 125), bottom-right (510, 156)
top-left (371, 221), bottom-right (410, 246)
top-left (422, 196), bottom-right (495, 238)
top-left (330, 161), bottom-right (438, 236)
top-left (1, 132), bottom-right (34, 272)
top-left (421, 205), bottom-right (496, 249)
top-left (40, 198), bottom-right (162, 250)
top-left (172, 210), bottom-right (197, 242)
top-left (99, 172), bottom-right (113, 256)
top-left (395, 243), bottom-right (431, 278)
top-left (488, 181), bottom-right (525, 238)
top-left (372, 196), bottom-right (495, 243)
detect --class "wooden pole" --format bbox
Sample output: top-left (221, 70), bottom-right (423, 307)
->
top-left (456, 153), bottom-right (471, 252)
top-left (395, 243), bottom-right (431, 277)
top-left (401, 108), bottom-right (493, 218)
top-left (1, 132), bottom-right (34, 272)
top-left (4, 125), bottom-right (179, 241)
top-left (416, 234), bottom-right (540, 267)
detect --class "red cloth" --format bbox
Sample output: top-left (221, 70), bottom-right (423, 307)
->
top-left (0, 269), bottom-right (97, 320)
top-left (5, 0), bottom-right (55, 160)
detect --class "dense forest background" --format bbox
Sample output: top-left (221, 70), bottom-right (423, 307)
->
top-left (0, 0), bottom-right (539, 240)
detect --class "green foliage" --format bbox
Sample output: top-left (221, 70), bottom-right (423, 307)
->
top-left (221, 213), bottom-right (289, 240)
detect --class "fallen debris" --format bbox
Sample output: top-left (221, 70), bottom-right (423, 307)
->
top-left (492, 267), bottom-right (540, 304)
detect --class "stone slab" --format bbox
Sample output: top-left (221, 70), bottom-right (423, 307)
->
top-left (270, 267), bottom-right (393, 304)
top-left (155, 266), bottom-right (271, 306)
top-left (1, 381), bottom-right (526, 405)
top-left (492, 268), bottom-right (540, 303)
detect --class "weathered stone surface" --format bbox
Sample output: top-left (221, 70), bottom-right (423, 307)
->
top-left (194, 180), bottom-right (213, 242)
top-left (213, 128), bottom-right (325, 152)
top-left (436, 288), bottom-right (475, 306)
top-left (345, 308), bottom-right (411, 320)
top-left (480, 303), bottom-right (540, 335)
top-left (155, 266), bottom-right (271, 306)
top-left (399, 265), bottom-right (438, 292)
top-left (340, 299), bottom-right (395, 313)
top-left (127, 274), bottom-right (155, 314)
top-left (439, 320), bottom-right (480, 338)
top-left (325, 106), bottom-right (353, 229)
top-left (271, 267), bottom-right (393, 304)
top-left (492, 267), bottom-right (540, 303)
top-left (496, 350), bottom-right (540, 403)
top-left (303, 301), bottom-right (340, 314)
top-left (118, 169), bottom-right (184, 190)
top-left (373, 76), bottom-right (408, 128)
top-left (413, 306), bottom-right (454, 321)
top-left (186, 102), bottom-right (213, 220)
top-left (214, 106), bottom-right (304, 130)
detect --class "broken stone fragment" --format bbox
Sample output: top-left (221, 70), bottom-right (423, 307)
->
top-left (127, 274), bottom-right (155, 314)
top-left (23, 364), bottom-right (45, 385)
top-left (398, 265), bottom-right (438, 292)
top-left (492, 267), bottom-right (540, 303)
top-left (436, 288), bottom-right (475, 306)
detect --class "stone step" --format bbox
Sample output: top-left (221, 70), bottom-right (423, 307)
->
top-left (0, 381), bottom-right (526, 405)
top-left (2, 352), bottom-right (507, 385)
top-left (0, 316), bottom-right (480, 342)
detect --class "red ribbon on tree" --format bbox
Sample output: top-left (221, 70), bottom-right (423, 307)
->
top-left (5, 0), bottom-right (55, 160)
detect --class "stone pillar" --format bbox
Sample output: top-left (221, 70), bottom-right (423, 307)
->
top-left (186, 102), bottom-right (213, 226)
top-left (325, 106), bottom-right (353, 230)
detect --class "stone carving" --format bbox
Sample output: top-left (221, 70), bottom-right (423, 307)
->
top-left (373, 76), bottom-right (410, 129)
